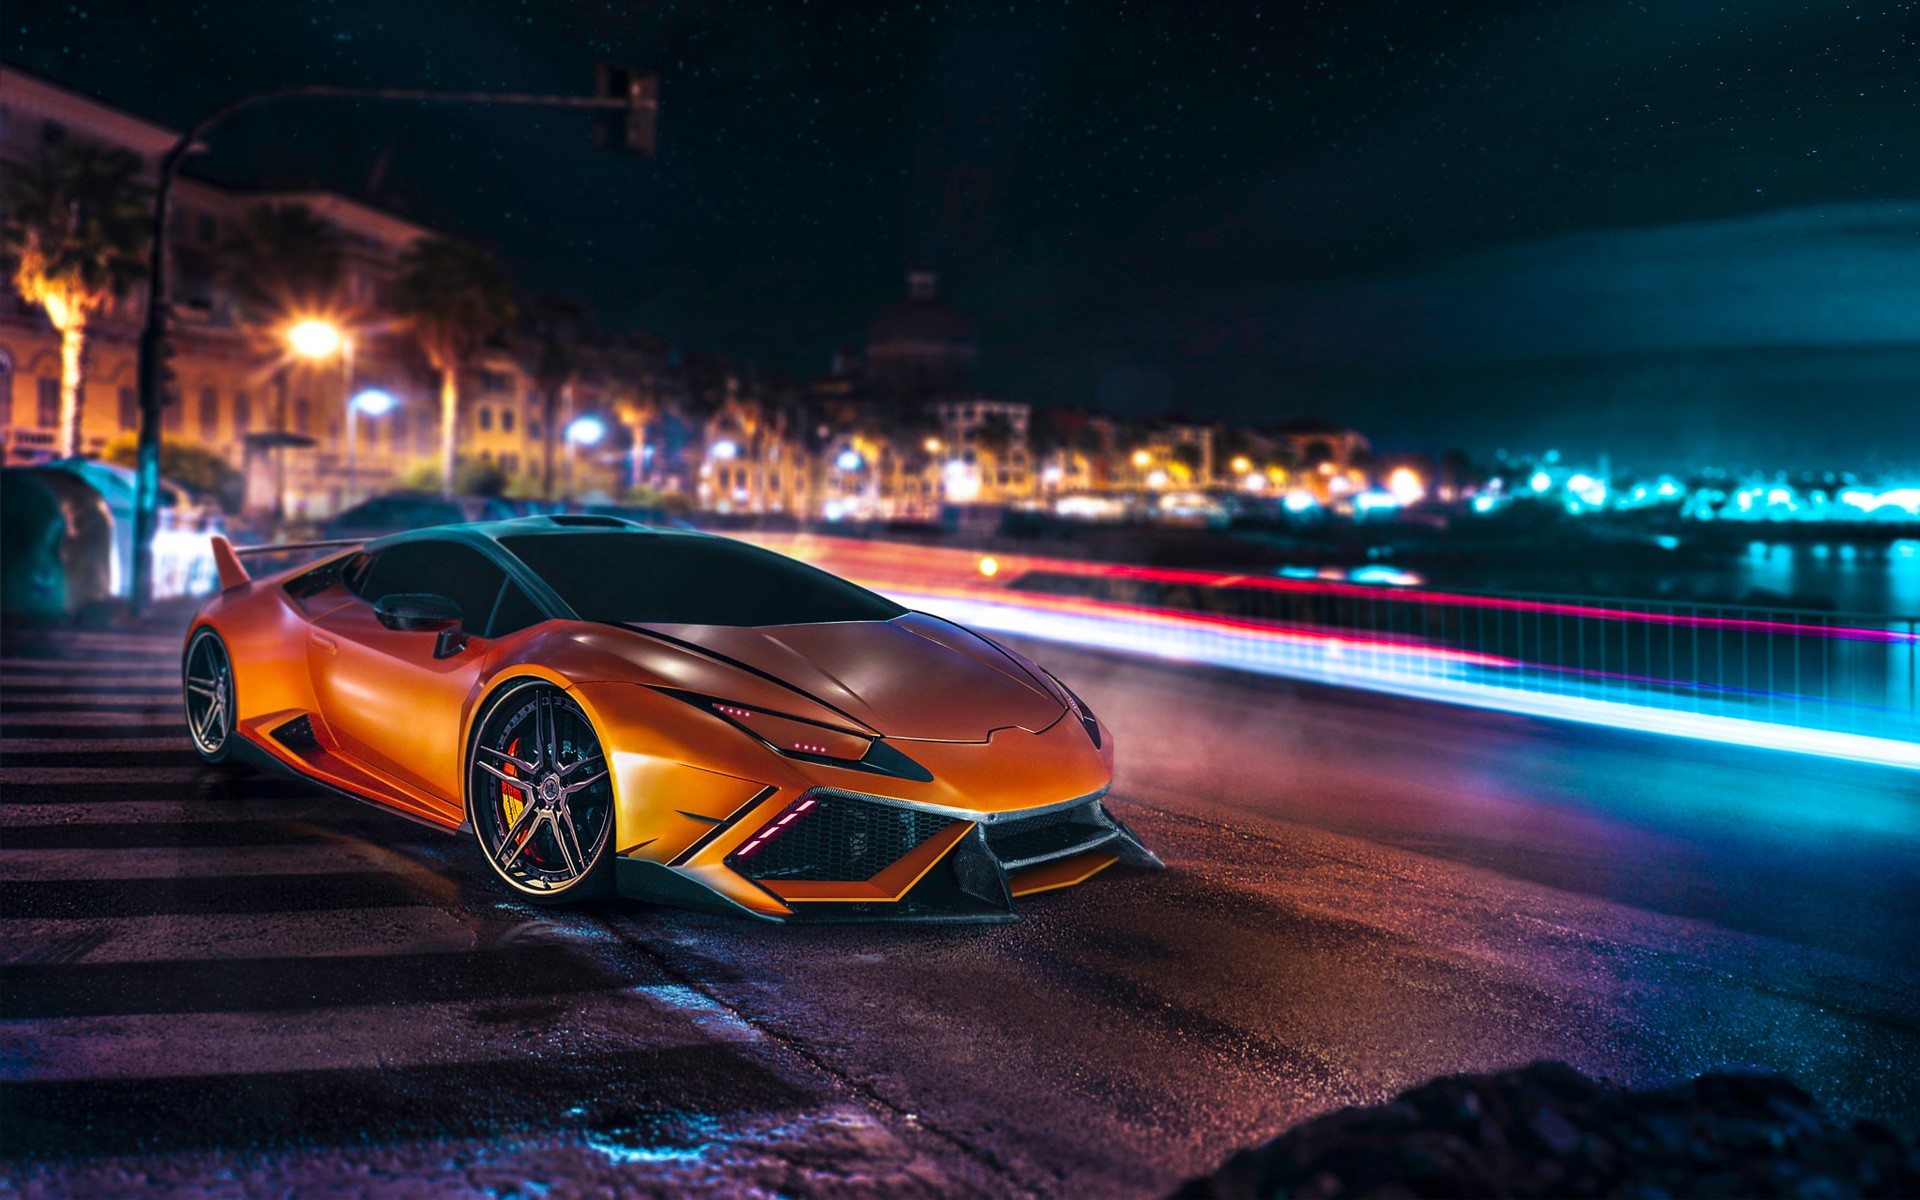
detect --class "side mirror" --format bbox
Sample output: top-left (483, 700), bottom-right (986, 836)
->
top-left (374, 593), bottom-right (468, 658)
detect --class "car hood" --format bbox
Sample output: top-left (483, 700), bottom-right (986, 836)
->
top-left (622, 611), bottom-right (1066, 742)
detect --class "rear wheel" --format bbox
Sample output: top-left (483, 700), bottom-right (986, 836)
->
top-left (183, 628), bottom-right (236, 765)
top-left (467, 680), bottom-right (615, 904)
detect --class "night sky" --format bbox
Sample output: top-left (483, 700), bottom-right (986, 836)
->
top-left (7, 1), bottom-right (1919, 468)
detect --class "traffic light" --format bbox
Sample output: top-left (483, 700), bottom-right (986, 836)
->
top-left (595, 65), bottom-right (658, 157)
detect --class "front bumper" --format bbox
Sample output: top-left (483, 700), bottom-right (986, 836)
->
top-left (615, 788), bottom-right (1162, 922)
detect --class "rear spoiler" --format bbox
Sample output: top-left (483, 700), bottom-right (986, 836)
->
top-left (209, 536), bottom-right (365, 592)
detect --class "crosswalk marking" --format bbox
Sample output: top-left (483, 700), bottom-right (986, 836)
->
top-left (0, 906), bottom-right (480, 964)
top-left (0, 842), bottom-right (429, 881)
top-left (0, 729), bottom-right (189, 748)
top-left (0, 621), bottom-right (833, 1182)
top-left (0, 766), bottom-right (210, 785)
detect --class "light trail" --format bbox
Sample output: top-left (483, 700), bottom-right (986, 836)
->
top-left (880, 588), bottom-right (1920, 773)
top-left (739, 533), bottom-right (1919, 770)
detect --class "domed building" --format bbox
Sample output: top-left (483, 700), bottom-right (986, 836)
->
top-left (864, 270), bottom-right (977, 397)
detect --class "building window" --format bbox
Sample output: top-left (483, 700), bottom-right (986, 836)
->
top-left (528, 419), bottom-right (543, 440)
top-left (164, 392), bottom-right (184, 432)
top-left (479, 369), bottom-right (512, 394)
top-left (197, 213), bottom-right (217, 243)
top-left (233, 390), bottom-right (251, 431)
top-left (502, 454), bottom-right (518, 474)
top-left (117, 387), bottom-right (137, 430)
top-left (36, 378), bottom-right (58, 428)
top-left (500, 409), bottom-right (515, 433)
top-left (199, 386), bottom-right (219, 439)
top-left (293, 397), bottom-right (310, 435)
top-left (477, 406), bottom-right (493, 432)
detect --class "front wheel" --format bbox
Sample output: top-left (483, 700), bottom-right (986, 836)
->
top-left (467, 680), bottom-right (615, 905)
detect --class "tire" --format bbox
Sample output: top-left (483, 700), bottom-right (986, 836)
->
top-left (466, 679), bottom-right (615, 905)
top-left (183, 627), bottom-right (238, 766)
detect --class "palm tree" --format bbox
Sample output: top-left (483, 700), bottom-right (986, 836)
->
top-left (391, 237), bottom-right (514, 496)
top-left (511, 293), bottom-right (599, 499)
top-left (1, 142), bottom-right (149, 457)
top-left (218, 202), bottom-right (345, 334)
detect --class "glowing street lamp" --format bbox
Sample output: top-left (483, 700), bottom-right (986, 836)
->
top-left (566, 414), bottom-right (608, 446)
top-left (562, 414), bottom-right (608, 503)
top-left (836, 449), bottom-right (863, 472)
top-left (344, 388), bottom-right (398, 507)
top-left (287, 318), bottom-right (344, 360)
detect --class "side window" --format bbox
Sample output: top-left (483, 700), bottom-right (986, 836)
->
top-left (485, 582), bottom-right (547, 638)
top-left (341, 552), bottom-right (376, 596)
top-left (357, 541), bottom-right (506, 630)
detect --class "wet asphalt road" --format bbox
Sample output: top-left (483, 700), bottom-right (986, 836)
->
top-left (2, 621), bottom-right (1918, 1197)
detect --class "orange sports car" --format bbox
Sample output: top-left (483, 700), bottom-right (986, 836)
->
top-left (184, 516), bottom-right (1158, 921)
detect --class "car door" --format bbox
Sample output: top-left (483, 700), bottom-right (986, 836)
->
top-left (307, 538), bottom-right (509, 815)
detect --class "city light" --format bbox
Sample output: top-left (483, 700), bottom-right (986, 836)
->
top-left (710, 439), bottom-right (739, 460)
top-left (1530, 471), bottom-right (1552, 493)
top-left (286, 318), bottom-right (344, 360)
top-left (565, 415), bottom-right (607, 446)
top-left (347, 388), bottom-right (397, 416)
top-left (836, 449), bottom-right (864, 472)
top-left (923, 437), bottom-right (943, 453)
top-left (978, 556), bottom-right (999, 577)
top-left (1387, 467), bottom-right (1425, 505)
top-left (1131, 450), bottom-right (1153, 468)
top-left (1230, 456), bottom-right (1253, 475)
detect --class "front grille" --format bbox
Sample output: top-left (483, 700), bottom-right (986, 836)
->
top-left (983, 802), bottom-right (1113, 867)
top-left (731, 792), bottom-right (955, 882)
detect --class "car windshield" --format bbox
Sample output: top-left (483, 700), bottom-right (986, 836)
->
top-left (498, 532), bottom-right (906, 627)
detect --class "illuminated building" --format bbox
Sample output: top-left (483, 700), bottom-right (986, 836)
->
top-left (0, 70), bottom-right (561, 515)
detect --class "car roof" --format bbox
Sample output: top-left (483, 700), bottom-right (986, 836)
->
top-left (353, 516), bottom-right (721, 624)
top-left (359, 514), bottom-right (712, 554)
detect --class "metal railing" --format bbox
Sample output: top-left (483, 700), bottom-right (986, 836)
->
top-left (1004, 569), bottom-right (1920, 745)
top-left (742, 535), bottom-right (1920, 763)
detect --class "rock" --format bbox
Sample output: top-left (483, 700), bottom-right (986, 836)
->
top-left (1172, 1063), bottom-right (1920, 1199)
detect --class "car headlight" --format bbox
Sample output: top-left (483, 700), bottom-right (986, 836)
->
top-left (1043, 669), bottom-right (1102, 748)
top-left (658, 690), bottom-right (932, 782)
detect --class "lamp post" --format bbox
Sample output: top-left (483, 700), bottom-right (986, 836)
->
top-left (283, 317), bottom-right (350, 523)
top-left (564, 414), bottom-right (607, 504)
top-left (128, 74), bottom-right (657, 615)
top-left (345, 388), bottom-right (398, 509)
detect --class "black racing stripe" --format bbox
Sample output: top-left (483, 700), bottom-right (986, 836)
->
top-left (0, 818), bottom-right (445, 851)
top-left (0, 871), bottom-right (439, 919)
top-left (1, 943), bottom-right (643, 1019)
top-left (0, 1041), bottom-right (817, 1160)
top-left (614, 622), bottom-right (869, 727)
top-left (0, 750), bottom-right (195, 770)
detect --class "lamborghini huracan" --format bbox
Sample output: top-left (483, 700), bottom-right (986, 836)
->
top-left (184, 515), bottom-right (1158, 921)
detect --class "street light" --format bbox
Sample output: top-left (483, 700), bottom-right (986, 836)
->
top-left (129, 71), bottom-right (659, 615)
top-left (566, 415), bottom-right (607, 446)
top-left (563, 415), bottom-right (608, 503)
top-left (345, 388), bottom-right (397, 509)
top-left (287, 318), bottom-right (344, 360)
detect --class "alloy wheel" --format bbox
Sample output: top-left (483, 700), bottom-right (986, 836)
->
top-left (184, 631), bottom-right (235, 760)
top-left (470, 683), bottom-right (614, 896)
